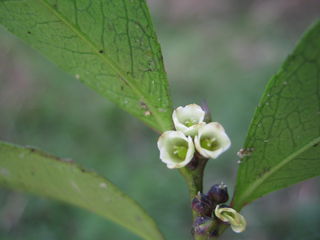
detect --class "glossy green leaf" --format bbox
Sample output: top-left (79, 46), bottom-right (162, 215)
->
top-left (0, 0), bottom-right (172, 132)
top-left (233, 21), bottom-right (320, 210)
top-left (0, 141), bottom-right (164, 240)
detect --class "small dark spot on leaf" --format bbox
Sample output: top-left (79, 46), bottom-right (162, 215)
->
top-left (313, 143), bottom-right (319, 147)
top-left (257, 167), bottom-right (271, 178)
top-left (121, 79), bottom-right (129, 86)
top-left (126, 71), bottom-right (134, 77)
top-left (99, 50), bottom-right (104, 54)
top-left (80, 168), bottom-right (86, 173)
top-left (30, 148), bottom-right (36, 152)
top-left (237, 148), bottom-right (254, 158)
top-left (120, 85), bottom-right (124, 90)
top-left (140, 101), bottom-right (148, 110)
top-left (135, 216), bottom-right (142, 222)
top-left (27, 31), bottom-right (31, 34)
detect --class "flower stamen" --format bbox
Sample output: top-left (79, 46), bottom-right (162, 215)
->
top-left (173, 145), bottom-right (188, 160)
top-left (200, 137), bottom-right (219, 151)
top-left (184, 119), bottom-right (198, 127)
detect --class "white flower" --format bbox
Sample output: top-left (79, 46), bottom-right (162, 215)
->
top-left (194, 122), bottom-right (231, 159)
top-left (172, 104), bottom-right (205, 136)
top-left (214, 205), bottom-right (247, 233)
top-left (157, 131), bottom-right (195, 169)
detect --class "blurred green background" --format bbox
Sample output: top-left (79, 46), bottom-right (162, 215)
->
top-left (0, 0), bottom-right (320, 239)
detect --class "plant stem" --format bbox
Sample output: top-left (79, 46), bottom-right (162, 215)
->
top-left (179, 157), bottom-right (207, 214)
top-left (179, 156), bottom-right (230, 240)
top-left (179, 156), bottom-right (207, 240)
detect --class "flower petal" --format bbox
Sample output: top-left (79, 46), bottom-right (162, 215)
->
top-left (157, 131), bottom-right (195, 169)
top-left (214, 205), bottom-right (247, 233)
top-left (172, 104), bottom-right (205, 136)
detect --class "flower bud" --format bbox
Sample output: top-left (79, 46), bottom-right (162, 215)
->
top-left (194, 122), bottom-right (231, 159)
top-left (214, 205), bottom-right (247, 233)
top-left (192, 192), bottom-right (213, 216)
top-left (172, 104), bottom-right (205, 136)
top-left (200, 101), bottom-right (212, 123)
top-left (207, 183), bottom-right (229, 204)
top-left (157, 131), bottom-right (195, 169)
top-left (193, 216), bottom-right (214, 236)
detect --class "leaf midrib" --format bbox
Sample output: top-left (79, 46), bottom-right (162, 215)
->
top-left (236, 136), bottom-right (320, 209)
top-left (38, 0), bottom-right (168, 132)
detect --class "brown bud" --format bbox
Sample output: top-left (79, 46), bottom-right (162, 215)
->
top-left (207, 183), bottom-right (229, 204)
top-left (192, 192), bottom-right (213, 216)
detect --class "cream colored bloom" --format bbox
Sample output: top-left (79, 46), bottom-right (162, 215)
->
top-left (194, 122), bottom-right (231, 159)
top-left (157, 131), bottom-right (195, 169)
top-left (214, 205), bottom-right (246, 233)
top-left (172, 104), bottom-right (205, 136)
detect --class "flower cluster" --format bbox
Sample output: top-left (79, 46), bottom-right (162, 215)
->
top-left (192, 183), bottom-right (246, 236)
top-left (157, 104), bottom-right (231, 169)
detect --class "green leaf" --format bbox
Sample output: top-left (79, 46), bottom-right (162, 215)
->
top-left (0, 141), bottom-right (164, 240)
top-left (0, 0), bottom-right (172, 132)
top-left (233, 21), bottom-right (320, 210)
